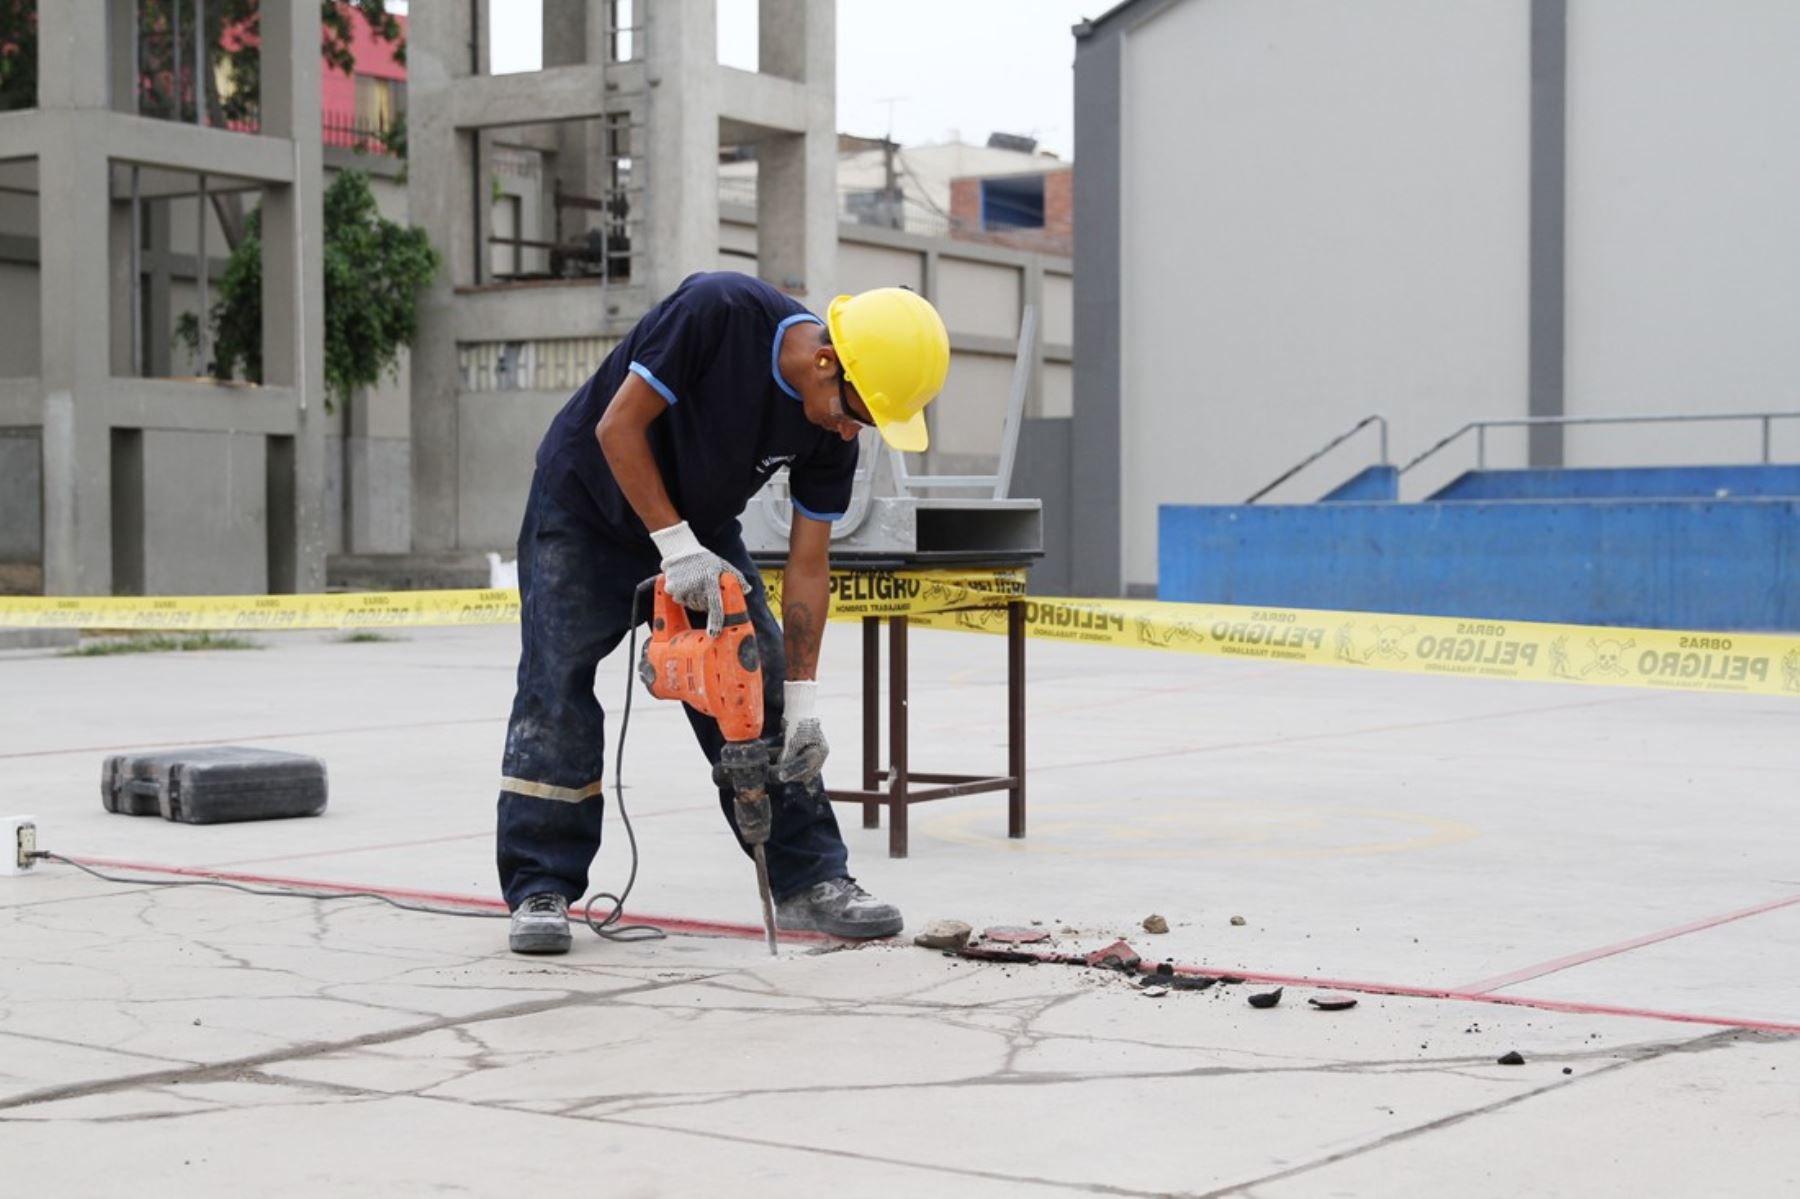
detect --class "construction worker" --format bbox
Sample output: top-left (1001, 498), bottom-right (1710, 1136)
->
top-left (497, 270), bottom-right (951, 954)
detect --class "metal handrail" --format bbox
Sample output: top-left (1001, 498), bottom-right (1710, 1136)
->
top-left (889, 305), bottom-right (1038, 498)
top-left (1245, 414), bottom-right (1389, 504)
top-left (1398, 411), bottom-right (1800, 476)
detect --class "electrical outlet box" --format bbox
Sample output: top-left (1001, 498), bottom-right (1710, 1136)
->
top-left (3, 816), bottom-right (37, 876)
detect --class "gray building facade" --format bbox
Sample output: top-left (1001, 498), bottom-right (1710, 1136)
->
top-left (0, 0), bottom-right (326, 597)
top-left (1075, 0), bottom-right (1800, 595)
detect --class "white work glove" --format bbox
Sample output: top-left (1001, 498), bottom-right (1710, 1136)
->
top-left (776, 680), bottom-right (829, 784)
top-left (651, 521), bottom-right (748, 638)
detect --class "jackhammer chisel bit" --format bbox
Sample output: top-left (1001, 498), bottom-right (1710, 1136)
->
top-left (719, 741), bottom-right (780, 956)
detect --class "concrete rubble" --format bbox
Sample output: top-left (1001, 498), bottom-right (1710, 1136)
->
top-left (3, 625), bottom-right (1798, 1194)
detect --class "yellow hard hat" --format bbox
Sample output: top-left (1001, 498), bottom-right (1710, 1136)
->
top-left (826, 287), bottom-right (950, 452)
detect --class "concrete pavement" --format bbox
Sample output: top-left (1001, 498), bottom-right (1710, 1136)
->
top-left (2, 624), bottom-right (1797, 1195)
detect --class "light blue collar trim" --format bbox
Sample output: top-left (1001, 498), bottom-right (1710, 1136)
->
top-left (771, 312), bottom-right (824, 400)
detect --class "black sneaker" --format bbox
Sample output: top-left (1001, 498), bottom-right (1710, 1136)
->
top-left (509, 893), bottom-right (572, 954)
top-left (775, 878), bottom-right (903, 939)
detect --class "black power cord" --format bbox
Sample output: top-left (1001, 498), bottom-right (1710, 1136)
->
top-left (33, 576), bottom-right (670, 943)
top-left (32, 851), bottom-right (511, 920)
top-left (577, 577), bottom-right (664, 942)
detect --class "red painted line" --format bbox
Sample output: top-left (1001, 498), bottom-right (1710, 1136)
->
top-left (62, 855), bottom-right (832, 945)
top-left (1132, 962), bottom-right (1800, 1033)
top-left (1456, 891), bottom-right (1800, 995)
top-left (58, 856), bottom-right (1800, 1033)
top-left (957, 954), bottom-right (1800, 1036)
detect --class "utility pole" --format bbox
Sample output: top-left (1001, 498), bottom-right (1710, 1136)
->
top-left (875, 95), bottom-right (906, 230)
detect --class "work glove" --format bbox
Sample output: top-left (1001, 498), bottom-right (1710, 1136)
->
top-left (650, 521), bottom-right (748, 638)
top-left (776, 680), bottom-right (829, 784)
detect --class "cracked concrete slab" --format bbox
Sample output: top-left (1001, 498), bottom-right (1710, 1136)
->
top-left (3, 626), bottom-right (1797, 1192)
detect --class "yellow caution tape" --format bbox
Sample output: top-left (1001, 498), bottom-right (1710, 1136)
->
top-left (4, 567), bottom-right (1797, 698)
top-left (0, 589), bottom-right (522, 631)
top-left (764, 569), bottom-right (1800, 700)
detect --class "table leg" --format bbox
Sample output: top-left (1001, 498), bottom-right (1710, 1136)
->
top-left (861, 616), bottom-right (880, 829)
top-left (1008, 598), bottom-right (1027, 839)
top-left (888, 613), bottom-right (909, 858)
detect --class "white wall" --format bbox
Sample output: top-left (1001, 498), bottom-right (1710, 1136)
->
top-left (1565, 0), bottom-right (1800, 467)
top-left (1118, 0), bottom-right (1531, 587)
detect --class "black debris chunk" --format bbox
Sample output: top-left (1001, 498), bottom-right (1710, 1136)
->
top-left (1498, 1051), bottom-right (1526, 1066)
top-left (1247, 987), bottom-right (1284, 1009)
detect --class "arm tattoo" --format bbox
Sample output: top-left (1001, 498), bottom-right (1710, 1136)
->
top-left (784, 600), bottom-right (819, 680)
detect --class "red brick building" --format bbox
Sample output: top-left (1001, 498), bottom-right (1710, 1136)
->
top-left (948, 166), bottom-right (1073, 256)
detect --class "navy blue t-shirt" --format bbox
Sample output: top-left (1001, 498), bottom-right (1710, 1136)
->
top-left (536, 272), bottom-right (859, 544)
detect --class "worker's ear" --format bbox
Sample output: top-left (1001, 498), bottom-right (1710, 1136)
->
top-left (814, 345), bottom-right (839, 376)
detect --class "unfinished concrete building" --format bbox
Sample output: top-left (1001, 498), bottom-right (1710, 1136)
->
top-left (3, 2), bottom-right (1075, 596)
top-left (403, 0), bottom-right (837, 562)
top-left (0, 1), bottom-right (326, 597)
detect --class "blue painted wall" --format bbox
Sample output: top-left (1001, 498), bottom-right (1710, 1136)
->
top-left (1159, 499), bottom-right (1800, 630)
top-left (1432, 464), bottom-right (1800, 502)
top-left (1319, 465), bottom-right (1399, 502)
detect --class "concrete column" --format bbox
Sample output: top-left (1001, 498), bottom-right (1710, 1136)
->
top-left (644, 0), bottom-right (720, 297)
top-left (1529, 0), bottom-right (1567, 467)
top-left (258, 0), bottom-right (327, 590)
top-left (145, 200), bottom-right (173, 378)
top-left (755, 0), bottom-right (836, 303)
top-left (37, 4), bottom-right (113, 594)
top-left (408, 0), bottom-right (478, 551)
top-left (545, 0), bottom-right (613, 254)
top-left (106, 0), bottom-right (138, 113)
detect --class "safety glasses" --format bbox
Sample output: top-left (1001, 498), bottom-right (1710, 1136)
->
top-left (834, 373), bottom-right (877, 429)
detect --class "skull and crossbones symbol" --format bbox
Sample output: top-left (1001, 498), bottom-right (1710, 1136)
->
top-left (1582, 638), bottom-right (1635, 678)
top-left (1362, 624), bottom-right (1415, 662)
top-left (955, 608), bottom-right (1005, 633)
top-left (1162, 620), bottom-right (1207, 647)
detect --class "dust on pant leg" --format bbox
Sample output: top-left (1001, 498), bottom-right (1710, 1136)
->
top-left (495, 477), bottom-right (655, 909)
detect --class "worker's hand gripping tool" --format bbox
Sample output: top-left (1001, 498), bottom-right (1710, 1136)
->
top-left (638, 573), bottom-right (781, 954)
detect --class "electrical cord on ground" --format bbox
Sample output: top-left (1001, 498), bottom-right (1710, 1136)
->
top-left (30, 851), bottom-right (509, 919)
top-left (577, 576), bottom-right (666, 943)
top-left (31, 575), bottom-right (671, 943)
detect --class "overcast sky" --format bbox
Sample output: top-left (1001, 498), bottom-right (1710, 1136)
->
top-left (465, 0), bottom-right (1097, 159)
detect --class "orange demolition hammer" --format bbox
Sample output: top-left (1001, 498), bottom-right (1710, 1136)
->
top-left (637, 573), bottom-right (780, 953)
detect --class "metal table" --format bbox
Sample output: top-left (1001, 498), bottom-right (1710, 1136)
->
top-left (833, 599), bottom-right (1027, 857)
top-left (790, 554), bottom-right (1032, 859)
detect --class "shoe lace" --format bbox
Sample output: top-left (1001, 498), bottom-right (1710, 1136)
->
top-left (829, 878), bottom-right (871, 902)
top-left (523, 893), bottom-right (564, 914)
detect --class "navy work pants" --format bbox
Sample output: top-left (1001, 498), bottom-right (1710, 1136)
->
top-left (495, 474), bottom-right (850, 910)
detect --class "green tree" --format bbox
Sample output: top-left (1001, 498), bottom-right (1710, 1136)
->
top-left (177, 170), bottom-right (439, 410)
top-left (3, 3), bottom-right (401, 117)
top-left (0, 1), bottom-right (37, 112)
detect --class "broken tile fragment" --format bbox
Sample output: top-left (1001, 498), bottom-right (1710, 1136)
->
top-left (1084, 940), bottom-right (1141, 971)
top-left (913, 920), bottom-right (973, 951)
top-left (1308, 993), bottom-right (1359, 1011)
top-left (982, 926), bottom-right (1051, 945)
